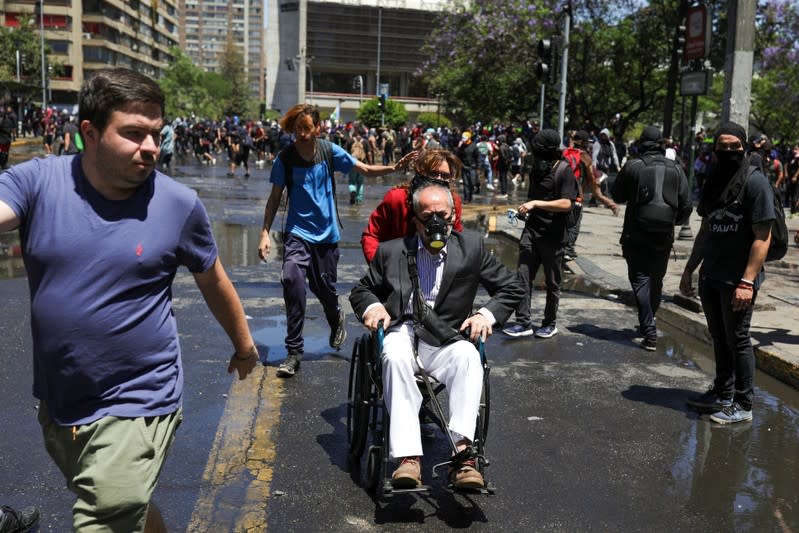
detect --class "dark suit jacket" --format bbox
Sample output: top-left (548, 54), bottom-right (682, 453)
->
top-left (349, 230), bottom-right (524, 330)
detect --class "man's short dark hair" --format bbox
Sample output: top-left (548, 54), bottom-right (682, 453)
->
top-left (78, 68), bottom-right (165, 133)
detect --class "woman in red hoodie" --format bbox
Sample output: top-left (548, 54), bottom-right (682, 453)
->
top-left (361, 148), bottom-right (464, 262)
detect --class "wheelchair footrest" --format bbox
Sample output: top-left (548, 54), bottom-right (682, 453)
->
top-left (447, 482), bottom-right (496, 495)
top-left (382, 480), bottom-right (431, 497)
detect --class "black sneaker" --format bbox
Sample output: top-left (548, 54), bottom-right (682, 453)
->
top-left (640, 337), bottom-right (657, 351)
top-left (0, 505), bottom-right (40, 533)
top-left (330, 309), bottom-right (347, 350)
top-left (276, 353), bottom-right (301, 378)
top-left (349, 191), bottom-right (356, 205)
top-left (686, 387), bottom-right (733, 413)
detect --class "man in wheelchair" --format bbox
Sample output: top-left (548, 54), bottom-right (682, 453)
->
top-left (350, 164), bottom-right (524, 490)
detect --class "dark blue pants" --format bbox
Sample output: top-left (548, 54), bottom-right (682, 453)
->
top-left (514, 227), bottom-right (564, 327)
top-left (699, 278), bottom-right (756, 411)
top-left (281, 234), bottom-right (341, 354)
top-left (623, 246), bottom-right (670, 340)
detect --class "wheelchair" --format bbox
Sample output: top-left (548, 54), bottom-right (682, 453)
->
top-left (347, 324), bottom-right (494, 497)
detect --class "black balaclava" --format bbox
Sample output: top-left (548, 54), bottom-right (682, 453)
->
top-left (639, 125), bottom-right (665, 155)
top-left (531, 129), bottom-right (562, 174)
top-left (698, 121), bottom-right (748, 216)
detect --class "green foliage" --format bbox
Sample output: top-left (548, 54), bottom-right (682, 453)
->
top-left (417, 111), bottom-right (452, 129)
top-left (413, 0), bottom-right (799, 142)
top-left (219, 40), bottom-right (251, 118)
top-left (159, 48), bottom-right (225, 119)
top-left (356, 97), bottom-right (409, 129)
top-left (0, 20), bottom-right (55, 100)
top-left (419, 0), bottom-right (557, 124)
top-left (749, 0), bottom-right (799, 142)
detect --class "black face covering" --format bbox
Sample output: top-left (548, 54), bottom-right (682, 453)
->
top-left (715, 150), bottom-right (745, 171)
top-left (423, 213), bottom-right (450, 250)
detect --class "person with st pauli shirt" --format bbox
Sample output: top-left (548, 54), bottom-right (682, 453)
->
top-left (680, 121), bottom-right (777, 425)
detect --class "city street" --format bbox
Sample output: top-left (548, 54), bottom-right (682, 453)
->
top-left (2, 151), bottom-right (799, 531)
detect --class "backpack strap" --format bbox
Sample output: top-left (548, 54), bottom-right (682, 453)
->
top-left (317, 139), bottom-right (344, 230)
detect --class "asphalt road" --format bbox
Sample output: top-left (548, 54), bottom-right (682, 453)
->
top-left (2, 153), bottom-right (799, 531)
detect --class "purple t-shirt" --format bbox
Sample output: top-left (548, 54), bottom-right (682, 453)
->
top-left (0, 155), bottom-right (218, 425)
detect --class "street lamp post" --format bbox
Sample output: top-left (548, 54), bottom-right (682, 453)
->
top-left (39, 0), bottom-right (46, 111)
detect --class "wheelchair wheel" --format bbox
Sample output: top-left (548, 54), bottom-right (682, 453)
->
top-left (365, 445), bottom-right (383, 493)
top-left (347, 334), bottom-right (371, 459)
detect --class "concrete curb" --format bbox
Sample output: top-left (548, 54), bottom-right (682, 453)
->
top-left (485, 216), bottom-right (799, 391)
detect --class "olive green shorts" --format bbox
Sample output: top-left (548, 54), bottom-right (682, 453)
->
top-left (38, 402), bottom-right (182, 533)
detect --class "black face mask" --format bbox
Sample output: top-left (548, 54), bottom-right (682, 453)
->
top-left (423, 213), bottom-right (450, 250)
top-left (714, 150), bottom-right (745, 170)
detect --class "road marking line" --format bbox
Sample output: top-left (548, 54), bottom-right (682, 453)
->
top-left (187, 365), bottom-right (284, 532)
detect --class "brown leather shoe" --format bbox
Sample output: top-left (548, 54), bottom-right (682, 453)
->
top-left (450, 458), bottom-right (484, 489)
top-left (391, 456), bottom-right (422, 488)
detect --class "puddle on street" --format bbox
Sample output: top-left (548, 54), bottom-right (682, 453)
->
top-left (250, 315), bottom-right (347, 365)
top-left (4, 154), bottom-right (799, 527)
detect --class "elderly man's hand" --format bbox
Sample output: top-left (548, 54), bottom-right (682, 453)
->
top-left (363, 305), bottom-right (391, 332)
top-left (460, 313), bottom-right (492, 343)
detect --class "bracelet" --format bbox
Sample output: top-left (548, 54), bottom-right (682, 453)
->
top-left (234, 347), bottom-right (258, 361)
top-left (739, 278), bottom-right (754, 286)
top-left (736, 282), bottom-right (754, 292)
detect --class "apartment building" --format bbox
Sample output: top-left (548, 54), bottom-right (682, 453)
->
top-left (179, 0), bottom-right (266, 104)
top-left (1, 0), bottom-right (180, 107)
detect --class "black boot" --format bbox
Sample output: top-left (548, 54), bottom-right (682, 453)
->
top-left (0, 505), bottom-right (40, 533)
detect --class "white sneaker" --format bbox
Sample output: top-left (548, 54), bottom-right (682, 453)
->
top-left (486, 183), bottom-right (495, 190)
top-left (211, 157), bottom-right (217, 165)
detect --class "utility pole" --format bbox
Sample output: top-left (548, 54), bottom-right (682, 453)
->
top-left (376, 6), bottom-right (382, 99)
top-left (663, 0), bottom-right (690, 140)
top-left (721, 0), bottom-right (755, 127)
top-left (39, 0), bottom-right (46, 111)
top-left (557, 2), bottom-right (571, 146)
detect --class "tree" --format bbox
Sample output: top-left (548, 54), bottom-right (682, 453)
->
top-left (356, 97), bottom-right (409, 129)
top-left (219, 39), bottom-right (250, 118)
top-left (419, 0), bottom-right (558, 125)
top-left (417, 111), bottom-right (452, 129)
top-left (0, 19), bottom-right (54, 99)
top-left (750, 0), bottom-right (799, 142)
top-left (159, 48), bottom-right (225, 119)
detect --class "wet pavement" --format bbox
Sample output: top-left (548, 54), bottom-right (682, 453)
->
top-left (1, 145), bottom-right (799, 531)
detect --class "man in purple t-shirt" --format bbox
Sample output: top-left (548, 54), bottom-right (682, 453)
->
top-left (0, 68), bottom-right (258, 532)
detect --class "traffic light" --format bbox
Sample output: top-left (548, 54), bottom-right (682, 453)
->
top-left (677, 20), bottom-right (687, 61)
top-left (378, 94), bottom-right (386, 110)
top-left (536, 38), bottom-right (552, 81)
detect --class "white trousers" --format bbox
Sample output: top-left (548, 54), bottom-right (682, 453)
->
top-left (382, 322), bottom-right (484, 459)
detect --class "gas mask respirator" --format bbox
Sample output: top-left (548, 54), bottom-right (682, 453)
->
top-left (423, 213), bottom-right (450, 250)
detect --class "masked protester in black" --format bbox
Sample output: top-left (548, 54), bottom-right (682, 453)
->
top-left (502, 129), bottom-right (578, 339)
top-left (680, 121), bottom-right (777, 425)
top-left (612, 126), bottom-right (692, 351)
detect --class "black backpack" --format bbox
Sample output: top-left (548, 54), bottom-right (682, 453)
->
top-left (736, 165), bottom-right (788, 262)
top-left (633, 155), bottom-right (681, 234)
